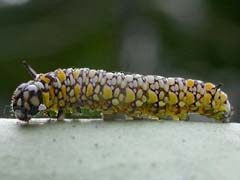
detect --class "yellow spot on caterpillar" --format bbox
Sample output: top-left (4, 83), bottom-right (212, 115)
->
top-left (202, 93), bottom-right (212, 105)
top-left (73, 69), bottom-right (80, 79)
top-left (185, 92), bottom-right (195, 105)
top-left (205, 82), bottom-right (214, 91)
top-left (61, 85), bottom-right (67, 100)
top-left (42, 92), bottom-right (50, 107)
top-left (220, 92), bottom-right (227, 102)
top-left (168, 92), bottom-right (178, 105)
top-left (136, 100), bottom-right (143, 107)
top-left (59, 100), bottom-right (65, 107)
top-left (219, 104), bottom-right (228, 112)
top-left (125, 88), bottom-right (135, 103)
top-left (112, 99), bottom-right (119, 106)
top-left (51, 98), bottom-right (58, 111)
top-left (40, 75), bottom-right (50, 84)
top-left (74, 84), bottom-right (81, 98)
top-left (147, 90), bottom-right (158, 103)
top-left (56, 69), bottom-right (66, 82)
top-left (86, 84), bottom-right (93, 97)
top-left (103, 85), bottom-right (112, 100)
top-left (186, 79), bottom-right (195, 88)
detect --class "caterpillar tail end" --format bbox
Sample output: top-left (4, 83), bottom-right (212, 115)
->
top-left (211, 100), bottom-right (233, 123)
top-left (222, 100), bottom-right (234, 123)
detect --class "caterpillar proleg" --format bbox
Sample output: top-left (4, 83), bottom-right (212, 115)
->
top-left (11, 62), bottom-right (232, 122)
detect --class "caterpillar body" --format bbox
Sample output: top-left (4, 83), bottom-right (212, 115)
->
top-left (11, 62), bottom-right (232, 122)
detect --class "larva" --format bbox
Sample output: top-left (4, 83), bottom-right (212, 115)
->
top-left (11, 62), bottom-right (232, 122)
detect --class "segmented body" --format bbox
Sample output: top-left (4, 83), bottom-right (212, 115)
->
top-left (12, 67), bottom-right (232, 122)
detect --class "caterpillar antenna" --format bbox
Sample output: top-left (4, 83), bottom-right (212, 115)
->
top-left (22, 60), bottom-right (37, 79)
top-left (215, 83), bottom-right (223, 90)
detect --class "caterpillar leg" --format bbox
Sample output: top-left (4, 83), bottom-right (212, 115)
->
top-left (22, 60), bottom-right (37, 78)
top-left (57, 109), bottom-right (65, 121)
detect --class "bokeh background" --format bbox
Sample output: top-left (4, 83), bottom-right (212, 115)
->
top-left (0, 0), bottom-right (239, 121)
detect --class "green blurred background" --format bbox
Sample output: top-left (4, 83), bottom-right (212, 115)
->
top-left (0, 0), bottom-right (239, 121)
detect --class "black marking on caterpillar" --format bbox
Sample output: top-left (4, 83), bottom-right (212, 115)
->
top-left (11, 61), bottom-right (233, 122)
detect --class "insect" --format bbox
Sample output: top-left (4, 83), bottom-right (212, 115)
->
top-left (11, 61), bottom-right (232, 122)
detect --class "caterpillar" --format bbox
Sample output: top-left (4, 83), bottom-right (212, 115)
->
top-left (11, 61), bottom-right (232, 122)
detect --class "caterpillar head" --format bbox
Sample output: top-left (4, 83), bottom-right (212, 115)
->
top-left (11, 81), bottom-right (46, 121)
top-left (211, 91), bottom-right (233, 122)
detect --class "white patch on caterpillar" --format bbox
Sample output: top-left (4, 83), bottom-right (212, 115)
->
top-left (17, 98), bottom-right (22, 106)
top-left (137, 78), bottom-right (143, 86)
top-left (66, 68), bottom-right (73, 75)
top-left (18, 83), bottom-right (27, 90)
top-left (155, 75), bottom-right (164, 80)
top-left (226, 101), bottom-right (231, 113)
top-left (77, 77), bottom-right (83, 85)
top-left (121, 79), bottom-right (127, 88)
top-left (134, 74), bottom-right (141, 78)
top-left (94, 85), bottom-right (100, 93)
top-left (66, 79), bottom-right (70, 86)
top-left (125, 75), bottom-right (133, 82)
top-left (100, 77), bottom-right (106, 85)
top-left (30, 96), bottom-right (40, 106)
top-left (163, 84), bottom-right (169, 92)
top-left (158, 79), bottom-right (164, 88)
top-left (35, 82), bottom-right (44, 89)
top-left (146, 75), bottom-right (154, 84)
top-left (26, 84), bottom-right (37, 92)
top-left (150, 84), bottom-right (155, 90)
top-left (106, 72), bottom-right (113, 79)
top-left (111, 78), bottom-right (117, 85)
top-left (129, 82), bottom-right (133, 88)
top-left (133, 80), bottom-right (138, 88)
top-left (38, 104), bottom-right (46, 111)
top-left (89, 69), bottom-right (96, 78)
top-left (44, 83), bottom-right (49, 90)
top-left (167, 77), bottom-right (175, 85)
top-left (70, 75), bottom-right (75, 85)
top-left (23, 91), bottom-right (29, 100)
top-left (67, 87), bottom-right (70, 92)
top-left (69, 89), bottom-right (74, 97)
top-left (92, 76), bottom-right (98, 84)
top-left (117, 75), bottom-right (122, 85)
top-left (174, 84), bottom-right (179, 91)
